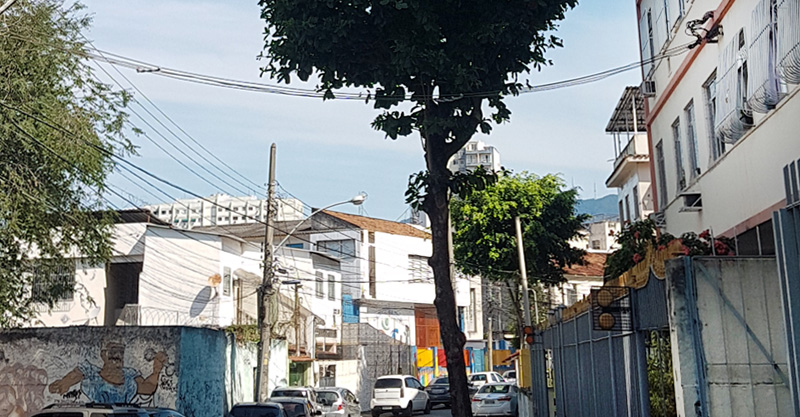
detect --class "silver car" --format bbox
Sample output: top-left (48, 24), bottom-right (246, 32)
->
top-left (471, 383), bottom-right (519, 417)
top-left (316, 388), bottom-right (361, 417)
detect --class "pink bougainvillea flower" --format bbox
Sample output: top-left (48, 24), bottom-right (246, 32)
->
top-left (682, 246), bottom-right (690, 255)
top-left (699, 229), bottom-right (710, 239)
top-left (633, 253), bottom-right (643, 263)
top-left (634, 231), bottom-right (640, 239)
top-left (657, 245), bottom-right (666, 251)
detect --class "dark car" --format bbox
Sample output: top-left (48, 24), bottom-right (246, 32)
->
top-left (424, 377), bottom-right (452, 408)
top-left (229, 403), bottom-right (288, 417)
top-left (269, 398), bottom-right (320, 417)
top-left (144, 408), bottom-right (185, 417)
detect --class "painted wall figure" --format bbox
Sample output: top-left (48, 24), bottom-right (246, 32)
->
top-left (49, 340), bottom-right (168, 404)
top-left (0, 359), bottom-right (48, 417)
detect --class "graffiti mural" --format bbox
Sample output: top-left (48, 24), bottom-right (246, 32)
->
top-left (48, 340), bottom-right (169, 404)
top-left (362, 310), bottom-right (413, 344)
top-left (0, 328), bottom-right (180, 417)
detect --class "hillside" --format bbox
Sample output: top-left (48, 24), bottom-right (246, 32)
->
top-left (576, 194), bottom-right (618, 218)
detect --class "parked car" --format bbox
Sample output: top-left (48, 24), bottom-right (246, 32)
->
top-left (424, 377), bottom-right (451, 408)
top-left (270, 398), bottom-right (320, 417)
top-left (501, 371), bottom-right (517, 384)
top-left (315, 387), bottom-right (361, 417)
top-left (370, 375), bottom-right (431, 417)
top-left (468, 372), bottom-right (505, 388)
top-left (270, 387), bottom-right (320, 413)
top-left (143, 407), bottom-right (185, 417)
top-left (470, 383), bottom-right (519, 417)
top-left (29, 403), bottom-right (149, 417)
top-left (229, 403), bottom-right (288, 417)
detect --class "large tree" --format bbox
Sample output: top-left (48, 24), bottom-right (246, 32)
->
top-left (0, 1), bottom-right (134, 326)
top-left (451, 173), bottom-right (587, 328)
top-left (258, 1), bottom-right (577, 413)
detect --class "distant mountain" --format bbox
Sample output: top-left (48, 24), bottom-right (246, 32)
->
top-left (576, 194), bottom-right (618, 218)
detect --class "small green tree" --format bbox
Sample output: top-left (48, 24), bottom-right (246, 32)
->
top-left (0, 0), bottom-right (134, 326)
top-left (258, 1), bottom-right (577, 412)
top-left (451, 173), bottom-right (587, 325)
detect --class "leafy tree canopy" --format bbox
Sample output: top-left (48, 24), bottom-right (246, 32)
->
top-left (0, 0), bottom-right (134, 326)
top-left (452, 173), bottom-right (588, 284)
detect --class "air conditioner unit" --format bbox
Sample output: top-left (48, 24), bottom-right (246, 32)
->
top-left (641, 80), bottom-right (656, 97)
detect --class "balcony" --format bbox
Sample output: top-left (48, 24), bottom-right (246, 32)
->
top-left (606, 134), bottom-right (650, 188)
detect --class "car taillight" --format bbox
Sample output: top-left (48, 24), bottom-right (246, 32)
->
top-left (337, 404), bottom-right (343, 411)
top-left (400, 387), bottom-right (405, 398)
top-left (472, 398), bottom-right (482, 402)
top-left (498, 396), bottom-right (512, 402)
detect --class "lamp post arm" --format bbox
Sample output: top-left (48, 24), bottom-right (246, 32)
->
top-left (273, 200), bottom-right (351, 249)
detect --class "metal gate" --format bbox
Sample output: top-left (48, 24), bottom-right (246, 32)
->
top-left (540, 271), bottom-right (671, 417)
top-left (773, 160), bottom-right (800, 416)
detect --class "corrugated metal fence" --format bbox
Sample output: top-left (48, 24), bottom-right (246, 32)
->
top-left (539, 272), bottom-right (669, 417)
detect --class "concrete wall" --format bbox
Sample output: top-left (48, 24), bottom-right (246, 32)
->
top-left (0, 326), bottom-right (264, 417)
top-left (666, 257), bottom-right (792, 416)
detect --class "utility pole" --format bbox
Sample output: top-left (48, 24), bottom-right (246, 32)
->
top-left (256, 143), bottom-right (277, 402)
top-left (294, 283), bottom-right (301, 356)
top-left (487, 317), bottom-right (494, 371)
top-left (514, 217), bottom-right (536, 394)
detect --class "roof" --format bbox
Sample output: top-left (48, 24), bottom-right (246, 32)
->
top-left (105, 209), bottom-right (170, 226)
top-left (563, 252), bottom-right (607, 277)
top-left (605, 86), bottom-right (646, 133)
top-left (321, 210), bottom-right (431, 239)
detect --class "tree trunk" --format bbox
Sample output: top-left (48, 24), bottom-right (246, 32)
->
top-left (424, 149), bottom-right (471, 417)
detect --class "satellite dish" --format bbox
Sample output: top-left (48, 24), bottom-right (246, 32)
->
top-left (87, 306), bottom-right (101, 319)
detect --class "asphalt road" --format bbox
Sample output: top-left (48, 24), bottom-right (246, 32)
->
top-left (364, 405), bottom-right (454, 417)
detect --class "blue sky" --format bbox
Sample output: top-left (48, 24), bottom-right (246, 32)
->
top-left (82, 0), bottom-right (642, 220)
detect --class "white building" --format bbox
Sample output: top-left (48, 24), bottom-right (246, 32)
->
top-left (448, 140), bottom-right (502, 174)
top-left (605, 87), bottom-right (654, 224)
top-left (636, 0), bottom-right (799, 254)
top-left (144, 194), bottom-right (304, 229)
top-left (569, 218), bottom-right (622, 253)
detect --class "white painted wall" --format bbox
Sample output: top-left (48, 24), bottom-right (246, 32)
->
top-left (641, 0), bottom-right (799, 237)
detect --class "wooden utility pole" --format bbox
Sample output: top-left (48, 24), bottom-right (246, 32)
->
top-left (294, 283), bottom-right (301, 356)
top-left (256, 143), bottom-right (277, 402)
top-left (515, 216), bottom-right (536, 390)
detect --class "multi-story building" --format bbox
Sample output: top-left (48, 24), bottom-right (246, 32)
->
top-left (570, 217), bottom-right (622, 253)
top-left (448, 140), bottom-right (502, 174)
top-left (636, 0), bottom-right (799, 254)
top-left (144, 194), bottom-right (304, 229)
top-left (605, 86), bottom-right (654, 224)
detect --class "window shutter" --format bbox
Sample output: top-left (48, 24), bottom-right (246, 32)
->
top-left (748, 0), bottom-right (781, 113)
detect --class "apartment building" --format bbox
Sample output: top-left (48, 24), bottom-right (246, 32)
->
top-left (605, 86), bottom-right (655, 224)
top-left (637, 0), bottom-right (799, 254)
top-left (449, 140), bottom-right (502, 174)
top-left (145, 194), bottom-right (304, 229)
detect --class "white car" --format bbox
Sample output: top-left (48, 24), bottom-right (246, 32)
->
top-left (370, 375), bottom-right (431, 417)
top-left (501, 370), bottom-right (517, 384)
top-left (471, 383), bottom-right (519, 417)
top-left (469, 371), bottom-right (505, 388)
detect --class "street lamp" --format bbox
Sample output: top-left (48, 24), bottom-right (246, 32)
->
top-left (257, 192), bottom-right (366, 400)
top-left (274, 193), bottom-right (367, 249)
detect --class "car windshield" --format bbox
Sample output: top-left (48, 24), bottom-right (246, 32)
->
top-left (375, 378), bottom-right (403, 388)
top-left (432, 377), bottom-right (449, 385)
top-left (479, 385), bottom-right (511, 394)
top-left (507, 372), bottom-right (516, 378)
top-left (230, 406), bottom-right (282, 417)
top-left (273, 403), bottom-right (305, 417)
top-left (272, 390), bottom-right (306, 398)
top-left (470, 374), bottom-right (486, 381)
top-left (316, 391), bottom-right (339, 405)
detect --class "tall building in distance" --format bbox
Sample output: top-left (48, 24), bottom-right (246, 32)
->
top-left (448, 140), bottom-right (501, 174)
top-left (144, 194), bottom-right (304, 229)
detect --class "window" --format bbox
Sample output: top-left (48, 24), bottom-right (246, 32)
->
top-left (655, 141), bottom-right (668, 208)
top-left (685, 101), bottom-right (700, 178)
top-left (369, 246), bottom-right (376, 298)
top-left (317, 239), bottom-right (356, 258)
top-left (328, 274), bottom-right (335, 301)
top-left (31, 259), bottom-right (76, 308)
top-left (375, 378), bottom-right (403, 389)
top-left (647, 10), bottom-right (656, 65)
top-left (315, 272), bottom-right (324, 298)
top-left (618, 200), bottom-right (625, 224)
top-left (704, 72), bottom-right (724, 160)
top-left (624, 195), bottom-right (631, 223)
top-left (286, 243), bottom-right (303, 249)
top-left (633, 185), bottom-right (641, 220)
top-left (408, 255), bottom-right (433, 282)
top-left (591, 240), bottom-right (602, 250)
top-left (223, 267), bottom-right (232, 296)
top-left (469, 288), bottom-right (477, 332)
top-left (672, 118), bottom-right (685, 190)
